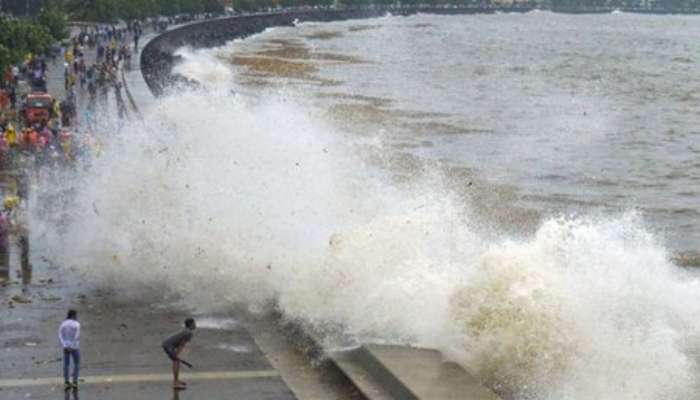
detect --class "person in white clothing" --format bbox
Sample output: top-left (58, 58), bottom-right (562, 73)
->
top-left (59, 309), bottom-right (80, 388)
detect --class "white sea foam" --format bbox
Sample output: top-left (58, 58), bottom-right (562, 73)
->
top-left (33, 39), bottom-right (700, 400)
top-left (173, 46), bottom-right (233, 84)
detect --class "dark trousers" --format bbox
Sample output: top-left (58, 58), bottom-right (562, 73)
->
top-left (63, 349), bottom-right (80, 383)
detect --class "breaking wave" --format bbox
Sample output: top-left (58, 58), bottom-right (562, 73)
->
top-left (33, 40), bottom-right (700, 400)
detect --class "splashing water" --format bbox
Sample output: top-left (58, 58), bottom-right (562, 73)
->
top-left (32, 43), bottom-right (700, 400)
top-left (446, 215), bottom-right (700, 399)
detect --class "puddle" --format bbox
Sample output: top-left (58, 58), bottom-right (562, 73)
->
top-left (194, 317), bottom-right (239, 330)
top-left (214, 344), bottom-right (252, 353)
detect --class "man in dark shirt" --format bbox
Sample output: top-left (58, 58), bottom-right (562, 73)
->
top-left (162, 318), bottom-right (196, 390)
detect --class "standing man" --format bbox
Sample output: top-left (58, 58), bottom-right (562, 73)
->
top-left (162, 318), bottom-right (196, 390)
top-left (59, 309), bottom-right (81, 388)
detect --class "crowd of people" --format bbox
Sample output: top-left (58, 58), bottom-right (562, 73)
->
top-left (64, 23), bottom-right (141, 115)
top-left (0, 22), bottom-right (143, 169)
top-left (0, 120), bottom-right (95, 167)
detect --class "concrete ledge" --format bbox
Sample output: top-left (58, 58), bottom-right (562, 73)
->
top-left (275, 314), bottom-right (499, 400)
top-left (363, 344), bottom-right (500, 400)
top-left (331, 348), bottom-right (396, 400)
top-left (345, 346), bottom-right (418, 400)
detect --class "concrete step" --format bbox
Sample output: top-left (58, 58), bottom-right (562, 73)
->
top-left (275, 317), bottom-right (499, 400)
top-left (361, 344), bottom-right (500, 400)
top-left (331, 349), bottom-right (396, 400)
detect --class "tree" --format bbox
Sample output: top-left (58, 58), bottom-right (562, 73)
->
top-left (157, 0), bottom-right (181, 15)
top-left (2, 0), bottom-right (44, 15)
top-left (179, 0), bottom-right (206, 14)
top-left (0, 17), bottom-right (54, 72)
top-left (204, 0), bottom-right (226, 13)
top-left (65, 0), bottom-right (119, 21)
top-left (38, 6), bottom-right (68, 40)
top-left (0, 44), bottom-right (12, 79)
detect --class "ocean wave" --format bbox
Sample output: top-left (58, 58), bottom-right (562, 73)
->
top-left (33, 38), bottom-right (700, 400)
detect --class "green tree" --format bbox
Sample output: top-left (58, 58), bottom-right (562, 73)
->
top-left (157, 0), bottom-right (181, 15)
top-left (204, 0), bottom-right (226, 12)
top-left (2, 0), bottom-right (44, 15)
top-left (0, 17), bottom-right (54, 72)
top-left (65, 0), bottom-right (119, 21)
top-left (0, 44), bottom-right (12, 78)
top-left (179, 0), bottom-right (205, 14)
top-left (38, 6), bottom-right (68, 40)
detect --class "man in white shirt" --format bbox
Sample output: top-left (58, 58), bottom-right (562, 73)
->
top-left (58, 309), bottom-right (80, 388)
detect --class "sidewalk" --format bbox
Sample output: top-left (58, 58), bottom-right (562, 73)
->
top-left (0, 271), bottom-right (296, 400)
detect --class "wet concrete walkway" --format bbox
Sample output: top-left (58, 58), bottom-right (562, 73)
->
top-left (0, 252), bottom-right (365, 400)
top-left (1, 282), bottom-right (296, 400)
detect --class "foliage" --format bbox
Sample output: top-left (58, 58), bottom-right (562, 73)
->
top-left (204, 0), bottom-right (226, 12)
top-left (38, 6), bottom-right (69, 40)
top-left (2, 0), bottom-right (45, 16)
top-left (62, 0), bottom-right (224, 21)
top-left (64, 0), bottom-right (119, 22)
top-left (0, 17), bottom-right (54, 72)
top-left (0, 44), bottom-right (12, 75)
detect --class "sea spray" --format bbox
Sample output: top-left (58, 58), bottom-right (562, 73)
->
top-left (173, 46), bottom-right (234, 84)
top-left (31, 45), bottom-right (700, 400)
top-left (445, 214), bottom-right (699, 399)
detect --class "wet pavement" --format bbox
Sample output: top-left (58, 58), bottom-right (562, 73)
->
top-left (1, 379), bottom-right (293, 400)
top-left (0, 268), bottom-right (298, 400)
top-left (0, 250), bottom-right (365, 400)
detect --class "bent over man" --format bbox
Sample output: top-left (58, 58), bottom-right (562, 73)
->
top-left (162, 318), bottom-right (196, 390)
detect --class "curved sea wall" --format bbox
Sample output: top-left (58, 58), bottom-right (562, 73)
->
top-left (140, 7), bottom-right (535, 96)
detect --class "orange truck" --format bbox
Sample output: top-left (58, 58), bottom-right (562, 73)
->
top-left (23, 92), bottom-right (53, 126)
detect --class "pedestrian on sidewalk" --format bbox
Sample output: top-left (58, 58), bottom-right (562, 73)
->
top-left (162, 318), bottom-right (196, 390)
top-left (59, 309), bottom-right (81, 389)
top-left (9, 85), bottom-right (16, 109)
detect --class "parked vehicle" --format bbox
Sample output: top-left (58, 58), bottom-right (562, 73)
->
top-left (23, 92), bottom-right (53, 126)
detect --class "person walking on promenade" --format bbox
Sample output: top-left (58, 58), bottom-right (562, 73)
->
top-left (8, 85), bottom-right (16, 109)
top-left (59, 309), bottom-right (81, 389)
top-left (162, 318), bottom-right (196, 390)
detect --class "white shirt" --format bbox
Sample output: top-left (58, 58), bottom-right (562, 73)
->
top-left (59, 319), bottom-right (80, 350)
